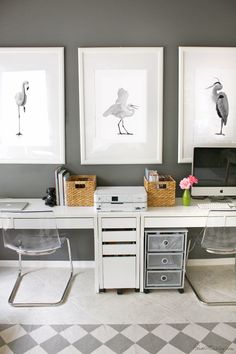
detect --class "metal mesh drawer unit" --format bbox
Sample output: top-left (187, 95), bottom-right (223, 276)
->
top-left (147, 253), bottom-right (183, 269)
top-left (146, 270), bottom-right (182, 287)
top-left (98, 216), bottom-right (140, 293)
top-left (147, 231), bottom-right (184, 252)
top-left (144, 229), bottom-right (188, 291)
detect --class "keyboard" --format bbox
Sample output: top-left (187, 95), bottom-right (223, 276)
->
top-left (197, 202), bottom-right (231, 210)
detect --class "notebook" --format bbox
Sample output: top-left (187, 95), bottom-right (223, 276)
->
top-left (0, 202), bottom-right (28, 212)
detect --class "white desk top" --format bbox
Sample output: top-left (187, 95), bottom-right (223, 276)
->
top-left (1, 197), bottom-right (234, 220)
top-left (0, 198), bottom-right (97, 218)
top-left (143, 198), bottom-right (210, 217)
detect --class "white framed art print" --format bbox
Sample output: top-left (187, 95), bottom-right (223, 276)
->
top-left (0, 47), bottom-right (65, 164)
top-left (78, 47), bottom-right (163, 164)
top-left (178, 46), bottom-right (236, 163)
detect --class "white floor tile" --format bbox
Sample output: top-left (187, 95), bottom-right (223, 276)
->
top-left (90, 325), bottom-right (118, 343)
top-left (60, 325), bottom-right (87, 343)
top-left (212, 322), bottom-right (236, 341)
top-left (121, 324), bottom-right (148, 342)
top-left (0, 345), bottom-right (14, 354)
top-left (0, 324), bottom-right (26, 343)
top-left (158, 343), bottom-right (185, 354)
top-left (0, 266), bottom-right (236, 325)
top-left (151, 324), bottom-right (179, 342)
top-left (29, 325), bottom-right (57, 344)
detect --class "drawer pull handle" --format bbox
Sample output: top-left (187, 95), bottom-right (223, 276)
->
top-left (161, 258), bottom-right (168, 264)
top-left (161, 275), bottom-right (167, 282)
top-left (162, 240), bottom-right (169, 246)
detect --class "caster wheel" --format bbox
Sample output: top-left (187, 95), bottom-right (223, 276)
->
top-left (178, 289), bottom-right (184, 294)
top-left (99, 289), bottom-right (106, 293)
top-left (117, 289), bottom-right (123, 295)
top-left (144, 289), bottom-right (150, 294)
top-left (135, 288), bottom-right (140, 292)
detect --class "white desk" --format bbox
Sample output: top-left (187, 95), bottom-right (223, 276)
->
top-left (1, 197), bottom-right (235, 293)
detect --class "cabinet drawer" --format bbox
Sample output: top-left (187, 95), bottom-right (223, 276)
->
top-left (103, 256), bottom-right (136, 288)
top-left (13, 217), bottom-right (94, 229)
top-left (146, 270), bottom-right (182, 287)
top-left (147, 253), bottom-right (183, 269)
top-left (101, 218), bottom-right (136, 229)
top-left (147, 233), bottom-right (184, 251)
top-left (103, 244), bottom-right (136, 255)
top-left (102, 230), bottom-right (136, 242)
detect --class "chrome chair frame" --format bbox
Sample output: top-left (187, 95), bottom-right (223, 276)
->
top-left (8, 238), bottom-right (73, 307)
top-left (2, 212), bottom-right (74, 307)
top-left (186, 209), bottom-right (236, 306)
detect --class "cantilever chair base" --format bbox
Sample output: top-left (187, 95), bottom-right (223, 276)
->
top-left (9, 238), bottom-right (73, 307)
top-left (186, 209), bottom-right (236, 307)
top-left (186, 274), bottom-right (236, 307)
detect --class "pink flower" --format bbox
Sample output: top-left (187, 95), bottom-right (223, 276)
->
top-left (179, 175), bottom-right (198, 189)
top-left (188, 175), bottom-right (198, 184)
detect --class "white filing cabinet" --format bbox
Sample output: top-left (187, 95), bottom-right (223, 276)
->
top-left (98, 215), bottom-right (140, 294)
top-left (144, 229), bottom-right (188, 293)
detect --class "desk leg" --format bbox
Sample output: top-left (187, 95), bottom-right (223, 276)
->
top-left (140, 216), bottom-right (144, 292)
top-left (94, 216), bottom-right (100, 293)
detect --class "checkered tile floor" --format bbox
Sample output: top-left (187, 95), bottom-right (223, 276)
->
top-left (0, 322), bottom-right (235, 354)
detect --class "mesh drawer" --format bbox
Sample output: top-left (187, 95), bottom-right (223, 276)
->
top-left (146, 270), bottom-right (182, 287)
top-left (147, 253), bottom-right (183, 269)
top-left (147, 233), bottom-right (184, 251)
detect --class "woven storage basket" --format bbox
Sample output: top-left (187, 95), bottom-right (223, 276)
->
top-left (65, 175), bottom-right (96, 206)
top-left (144, 176), bottom-right (176, 207)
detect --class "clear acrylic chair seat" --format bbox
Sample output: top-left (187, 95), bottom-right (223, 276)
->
top-left (1, 211), bottom-right (73, 307)
top-left (187, 209), bottom-right (236, 306)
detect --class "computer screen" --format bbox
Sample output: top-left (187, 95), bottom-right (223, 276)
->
top-left (191, 147), bottom-right (236, 197)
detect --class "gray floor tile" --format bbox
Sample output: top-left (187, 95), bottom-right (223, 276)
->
top-left (106, 333), bottom-right (133, 354)
top-left (225, 322), bottom-right (236, 329)
top-left (21, 325), bottom-right (42, 333)
top-left (50, 325), bottom-right (72, 333)
top-left (170, 332), bottom-right (198, 353)
top-left (168, 323), bottom-right (188, 331)
top-left (8, 334), bottom-right (37, 354)
top-left (139, 324), bottom-right (159, 332)
top-left (73, 333), bottom-right (102, 353)
top-left (40, 334), bottom-right (70, 354)
top-left (202, 332), bottom-right (231, 354)
top-left (109, 324), bottom-right (130, 332)
top-left (137, 333), bottom-right (166, 354)
top-left (80, 325), bottom-right (100, 333)
top-left (0, 336), bottom-right (5, 348)
top-left (196, 322), bottom-right (218, 331)
top-left (0, 325), bottom-right (14, 332)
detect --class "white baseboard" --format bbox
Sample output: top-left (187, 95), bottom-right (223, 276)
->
top-left (187, 258), bottom-right (235, 266)
top-left (0, 260), bottom-right (95, 268)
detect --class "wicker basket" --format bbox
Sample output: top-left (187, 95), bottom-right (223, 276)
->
top-left (144, 176), bottom-right (176, 207)
top-left (65, 175), bottom-right (96, 206)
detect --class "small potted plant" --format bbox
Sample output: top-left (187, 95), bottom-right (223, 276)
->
top-left (179, 175), bottom-right (198, 206)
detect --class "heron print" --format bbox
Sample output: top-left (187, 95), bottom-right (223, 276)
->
top-left (15, 80), bottom-right (29, 136)
top-left (207, 78), bottom-right (229, 136)
top-left (103, 88), bottom-right (138, 135)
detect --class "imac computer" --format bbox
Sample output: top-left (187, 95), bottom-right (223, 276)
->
top-left (191, 147), bottom-right (236, 198)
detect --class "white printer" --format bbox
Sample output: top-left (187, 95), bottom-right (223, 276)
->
top-left (94, 186), bottom-right (147, 212)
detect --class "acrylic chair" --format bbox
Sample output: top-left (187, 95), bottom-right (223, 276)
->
top-left (1, 210), bottom-right (73, 307)
top-left (187, 209), bottom-right (236, 306)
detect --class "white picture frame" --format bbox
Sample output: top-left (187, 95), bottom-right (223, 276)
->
top-left (0, 47), bottom-right (65, 164)
top-left (178, 46), bottom-right (236, 163)
top-left (78, 47), bottom-right (163, 164)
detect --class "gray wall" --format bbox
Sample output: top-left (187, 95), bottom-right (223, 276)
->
top-left (0, 0), bottom-right (236, 259)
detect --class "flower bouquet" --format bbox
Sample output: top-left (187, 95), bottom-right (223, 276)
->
top-left (179, 175), bottom-right (198, 206)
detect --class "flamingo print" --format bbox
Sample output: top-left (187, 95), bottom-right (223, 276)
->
top-left (15, 80), bottom-right (29, 136)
